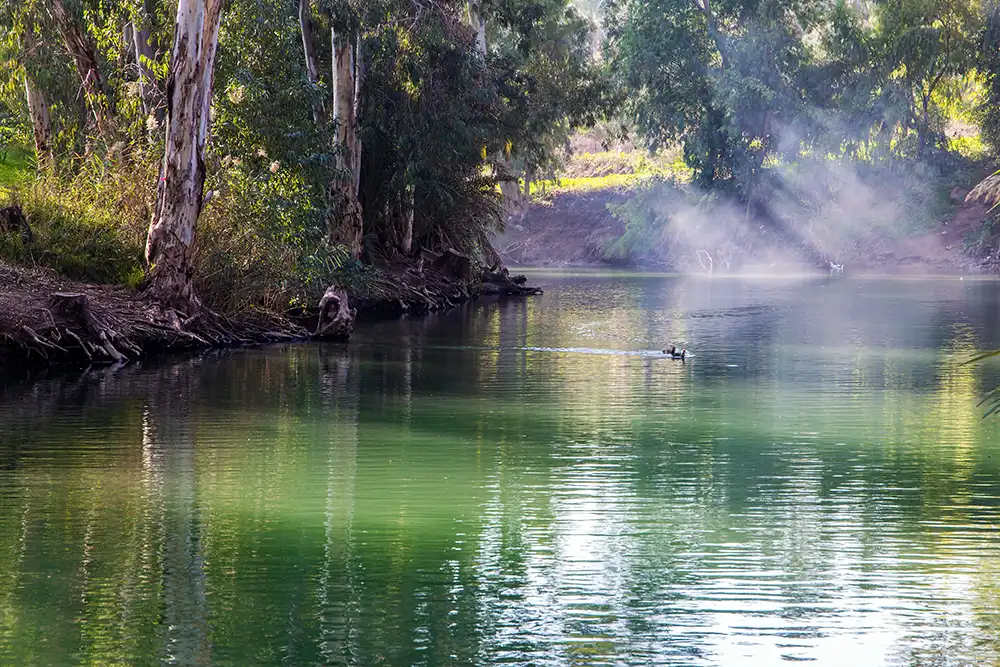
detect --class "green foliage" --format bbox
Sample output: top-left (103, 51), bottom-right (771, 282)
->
top-left (0, 0), bottom-right (608, 311)
top-left (0, 177), bottom-right (147, 285)
top-left (0, 144), bottom-right (33, 197)
top-left (605, 0), bottom-right (985, 192)
top-left (978, 5), bottom-right (1000, 152)
top-left (196, 159), bottom-right (348, 312)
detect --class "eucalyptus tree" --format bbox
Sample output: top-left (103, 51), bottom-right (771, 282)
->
top-left (144, 0), bottom-right (225, 313)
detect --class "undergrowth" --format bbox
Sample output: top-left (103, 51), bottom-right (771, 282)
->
top-left (0, 144), bottom-right (353, 314)
top-left (0, 146), bottom-right (33, 198)
top-left (0, 152), bottom-right (151, 285)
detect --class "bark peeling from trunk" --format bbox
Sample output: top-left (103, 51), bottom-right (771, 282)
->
top-left (144, 0), bottom-right (224, 314)
top-left (328, 27), bottom-right (363, 259)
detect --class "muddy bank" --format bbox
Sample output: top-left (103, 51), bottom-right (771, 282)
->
top-left (501, 187), bottom-right (995, 274)
top-left (495, 190), bottom-right (628, 266)
top-left (0, 253), bottom-right (541, 369)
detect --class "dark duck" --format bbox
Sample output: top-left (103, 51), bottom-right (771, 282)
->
top-left (662, 345), bottom-right (686, 359)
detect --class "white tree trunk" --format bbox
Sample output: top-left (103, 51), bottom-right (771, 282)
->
top-left (468, 2), bottom-right (487, 54)
top-left (21, 30), bottom-right (54, 171)
top-left (328, 26), bottom-right (363, 259)
top-left (23, 76), bottom-right (53, 171)
top-left (353, 38), bottom-right (365, 192)
top-left (144, 0), bottom-right (224, 313)
top-left (466, 2), bottom-right (523, 213)
top-left (401, 183), bottom-right (414, 255)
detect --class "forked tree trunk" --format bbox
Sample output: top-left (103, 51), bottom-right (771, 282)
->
top-left (49, 0), bottom-right (113, 137)
top-left (298, 0), bottom-right (325, 124)
top-left (144, 0), bottom-right (224, 314)
top-left (328, 27), bottom-right (363, 259)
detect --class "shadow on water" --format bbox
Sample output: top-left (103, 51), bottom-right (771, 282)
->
top-left (2, 275), bottom-right (1000, 664)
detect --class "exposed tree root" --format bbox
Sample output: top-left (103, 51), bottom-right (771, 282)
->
top-left (0, 263), bottom-right (309, 368)
top-left (339, 249), bottom-right (542, 320)
top-left (1, 250), bottom-right (541, 370)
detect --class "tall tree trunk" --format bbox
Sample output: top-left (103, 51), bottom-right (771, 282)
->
top-left (353, 38), bottom-right (365, 193)
top-left (400, 183), bottom-right (414, 255)
top-left (468, 2), bottom-right (487, 54)
top-left (328, 26), bottom-right (363, 259)
top-left (466, 3), bottom-right (524, 214)
top-left (20, 31), bottom-right (53, 171)
top-left (298, 0), bottom-right (325, 124)
top-left (144, 0), bottom-right (224, 314)
top-left (23, 76), bottom-right (53, 171)
top-left (133, 0), bottom-right (164, 123)
top-left (49, 0), bottom-right (113, 137)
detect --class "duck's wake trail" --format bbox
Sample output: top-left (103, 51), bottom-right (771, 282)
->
top-left (517, 346), bottom-right (690, 358)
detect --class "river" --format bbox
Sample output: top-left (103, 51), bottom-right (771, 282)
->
top-left (2, 272), bottom-right (1000, 666)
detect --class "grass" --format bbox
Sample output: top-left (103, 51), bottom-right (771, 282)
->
top-left (0, 178), bottom-right (148, 286)
top-left (0, 145), bottom-right (34, 197)
top-left (0, 142), bottom-right (352, 313)
top-left (528, 149), bottom-right (693, 198)
top-left (536, 173), bottom-right (647, 193)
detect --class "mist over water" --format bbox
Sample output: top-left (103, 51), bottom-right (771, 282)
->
top-left (3, 272), bottom-right (1000, 666)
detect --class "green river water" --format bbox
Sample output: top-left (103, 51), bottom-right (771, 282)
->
top-left (2, 272), bottom-right (1000, 666)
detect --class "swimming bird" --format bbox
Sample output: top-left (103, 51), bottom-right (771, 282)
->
top-left (662, 345), bottom-right (687, 359)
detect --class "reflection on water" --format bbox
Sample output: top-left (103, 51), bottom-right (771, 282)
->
top-left (3, 274), bottom-right (1000, 665)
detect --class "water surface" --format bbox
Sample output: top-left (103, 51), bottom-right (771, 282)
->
top-left (2, 273), bottom-right (1000, 666)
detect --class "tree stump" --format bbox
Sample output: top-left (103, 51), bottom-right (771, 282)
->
top-left (49, 292), bottom-right (92, 326)
top-left (0, 205), bottom-right (33, 244)
top-left (314, 286), bottom-right (356, 340)
top-left (48, 292), bottom-right (130, 362)
top-left (433, 248), bottom-right (471, 280)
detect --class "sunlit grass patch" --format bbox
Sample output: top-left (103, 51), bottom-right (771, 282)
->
top-left (949, 134), bottom-right (989, 160)
top-left (543, 173), bottom-right (647, 192)
top-left (0, 146), bottom-right (33, 198)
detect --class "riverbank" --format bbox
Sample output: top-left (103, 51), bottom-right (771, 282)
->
top-left (500, 181), bottom-right (996, 274)
top-left (0, 254), bottom-right (541, 368)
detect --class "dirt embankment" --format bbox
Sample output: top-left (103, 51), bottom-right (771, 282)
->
top-left (499, 186), bottom-right (996, 274)
top-left (495, 189), bottom-right (628, 266)
top-left (847, 193), bottom-right (992, 274)
top-left (0, 251), bottom-right (540, 369)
